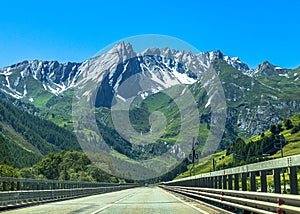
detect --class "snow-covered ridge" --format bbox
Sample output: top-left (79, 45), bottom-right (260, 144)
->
top-left (0, 60), bottom-right (81, 99)
top-left (244, 61), bottom-right (289, 77)
top-left (141, 47), bottom-right (250, 73)
top-left (0, 42), bottom-right (290, 101)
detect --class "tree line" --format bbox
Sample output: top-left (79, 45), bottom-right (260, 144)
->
top-left (0, 150), bottom-right (121, 183)
top-left (227, 119), bottom-right (298, 167)
top-left (0, 98), bottom-right (81, 168)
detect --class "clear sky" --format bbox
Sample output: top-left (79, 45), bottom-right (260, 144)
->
top-left (0, 0), bottom-right (299, 69)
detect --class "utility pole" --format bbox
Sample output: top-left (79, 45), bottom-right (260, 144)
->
top-left (274, 134), bottom-right (286, 193)
top-left (188, 137), bottom-right (199, 176)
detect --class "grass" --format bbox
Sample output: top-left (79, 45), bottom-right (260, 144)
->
top-left (270, 142), bottom-right (300, 158)
top-left (175, 150), bottom-right (232, 179)
top-left (176, 112), bottom-right (300, 180)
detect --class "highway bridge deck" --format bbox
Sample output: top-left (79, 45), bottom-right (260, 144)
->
top-left (1, 187), bottom-right (220, 214)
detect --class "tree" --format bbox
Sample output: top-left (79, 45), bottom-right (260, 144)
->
top-left (19, 167), bottom-right (38, 178)
top-left (277, 124), bottom-right (284, 133)
top-left (284, 119), bottom-right (294, 130)
top-left (270, 124), bottom-right (281, 134)
top-left (0, 164), bottom-right (20, 178)
top-left (232, 137), bottom-right (247, 159)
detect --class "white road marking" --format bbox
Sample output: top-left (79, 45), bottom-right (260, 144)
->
top-left (161, 188), bottom-right (209, 214)
top-left (90, 191), bottom-right (138, 214)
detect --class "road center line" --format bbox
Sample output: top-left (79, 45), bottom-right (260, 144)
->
top-left (160, 188), bottom-right (209, 214)
top-left (90, 190), bottom-right (139, 214)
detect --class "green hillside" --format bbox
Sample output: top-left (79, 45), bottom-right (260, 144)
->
top-left (176, 112), bottom-right (300, 179)
top-left (0, 98), bottom-right (81, 168)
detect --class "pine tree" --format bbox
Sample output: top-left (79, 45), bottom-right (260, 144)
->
top-left (284, 119), bottom-right (294, 130)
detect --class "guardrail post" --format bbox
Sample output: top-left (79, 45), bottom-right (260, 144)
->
top-left (218, 176), bottom-right (222, 189)
top-left (22, 181), bottom-right (25, 190)
top-left (213, 176), bottom-right (218, 188)
top-left (260, 170), bottom-right (267, 192)
top-left (11, 181), bottom-right (15, 191)
top-left (17, 181), bottom-right (21, 191)
top-left (250, 172), bottom-right (256, 191)
top-left (234, 174), bottom-right (239, 190)
top-left (222, 175), bottom-right (227, 189)
top-left (3, 181), bottom-right (7, 191)
top-left (273, 168), bottom-right (281, 193)
top-left (289, 166), bottom-right (298, 195)
top-left (242, 173), bottom-right (247, 191)
top-left (228, 174), bottom-right (233, 190)
top-left (209, 177), bottom-right (213, 188)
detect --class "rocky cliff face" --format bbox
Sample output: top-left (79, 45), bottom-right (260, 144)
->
top-left (0, 60), bottom-right (80, 100)
top-left (0, 42), bottom-right (299, 138)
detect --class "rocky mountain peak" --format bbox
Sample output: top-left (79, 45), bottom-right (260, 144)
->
top-left (107, 42), bottom-right (136, 62)
top-left (253, 61), bottom-right (285, 76)
top-left (196, 50), bottom-right (250, 73)
top-left (257, 61), bottom-right (274, 70)
top-left (213, 50), bottom-right (224, 60)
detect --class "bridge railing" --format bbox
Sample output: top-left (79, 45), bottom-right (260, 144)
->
top-left (160, 185), bottom-right (300, 214)
top-left (0, 177), bottom-right (138, 210)
top-left (159, 154), bottom-right (300, 214)
top-left (0, 177), bottom-right (123, 191)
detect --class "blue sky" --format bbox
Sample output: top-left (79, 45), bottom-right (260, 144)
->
top-left (0, 0), bottom-right (299, 69)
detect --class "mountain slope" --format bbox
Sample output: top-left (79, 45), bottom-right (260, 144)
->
top-left (0, 42), bottom-right (299, 172)
top-left (214, 60), bottom-right (300, 137)
top-left (176, 112), bottom-right (300, 179)
top-left (0, 98), bottom-right (81, 168)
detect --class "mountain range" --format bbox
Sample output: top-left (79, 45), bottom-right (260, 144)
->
top-left (0, 42), bottom-right (299, 175)
top-left (0, 43), bottom-right (251, 101)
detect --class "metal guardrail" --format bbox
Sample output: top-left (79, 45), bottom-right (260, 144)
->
top-left (0, 177), bottom-right (123, 191)
top-left (160, 154), bottom-right (300, 213)
top-left (163, 154), bottom-right (300, 194)
top-left (0, 177), bottom-right (138, 210)
top-left (160, 185), bottom-right (300, 214)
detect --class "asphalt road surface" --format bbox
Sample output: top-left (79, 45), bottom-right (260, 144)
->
top-left (1, 187), bottom-right (215, 214)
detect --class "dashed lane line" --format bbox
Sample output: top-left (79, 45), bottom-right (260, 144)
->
top-left (89, 190), bottom-right (138, 214)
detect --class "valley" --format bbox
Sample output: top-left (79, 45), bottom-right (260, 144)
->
top-left (0, 42), bottom-right (299, 182)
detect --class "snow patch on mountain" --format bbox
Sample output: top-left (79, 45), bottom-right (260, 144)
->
top-left (0, 60), bottom-right (81, 99)
top-left (0, 41), bottom-right (292, 102)
top-left (279, 73), bottom-right (289, 78)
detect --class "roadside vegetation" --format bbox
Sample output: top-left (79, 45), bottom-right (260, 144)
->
top-left (176, 113), bottom-right (300, 179)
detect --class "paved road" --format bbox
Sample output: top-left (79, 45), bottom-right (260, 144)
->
top-left (1, 187), bottom-right (210, 214)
